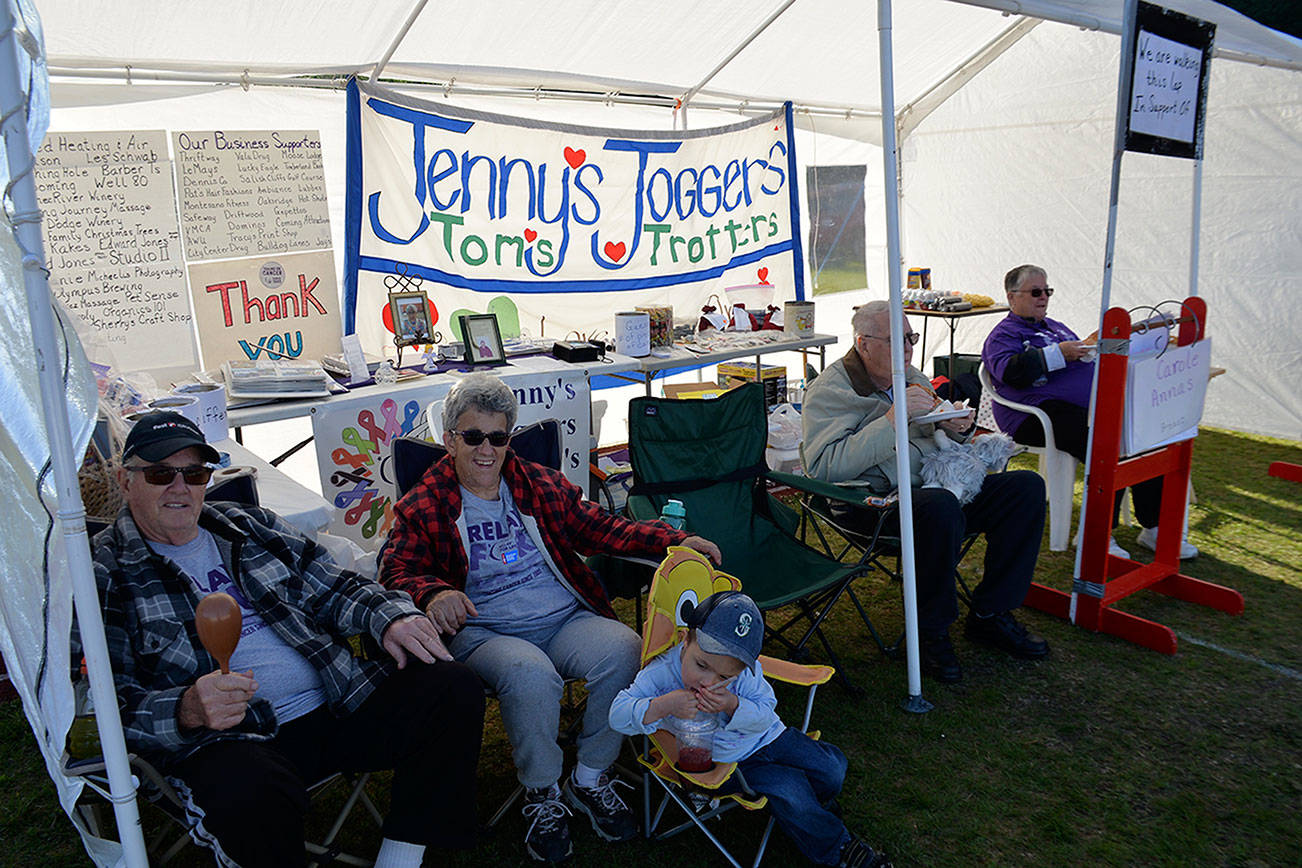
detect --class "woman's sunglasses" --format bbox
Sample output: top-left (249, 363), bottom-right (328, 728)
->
top-left (450, 429), bottom-right (511, 447)
top-left (125, 464), bottom-right (215, 486)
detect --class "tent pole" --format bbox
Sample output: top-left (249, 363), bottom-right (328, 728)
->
top-left (1189, 157), bottom-right (1203, 296)
top-left (678, 0), bottom-right (797, 114)
top-left (372, 0), bottom-right (431, 81)
top-left (1071, 0), bottom-right (1139, 593)
top-left (877, 0), bottom-right (928, 713)
top-left (0, 7), bottom-right (148, 866)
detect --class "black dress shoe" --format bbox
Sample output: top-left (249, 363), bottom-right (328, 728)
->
top-left (920, 632), bottom-right (962, 683)
top-left (965, 611), bottom-right (1049, 659)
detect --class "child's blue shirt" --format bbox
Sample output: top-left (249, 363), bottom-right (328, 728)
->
top-left (608, 644), bottom-right (786, 762)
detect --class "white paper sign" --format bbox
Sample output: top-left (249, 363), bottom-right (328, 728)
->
top-left (1123, 337), bottom-right (1211, 455)
top-left (35, 130), bottom-right (197, 374)
top-left (186, 250), bottom-right (342, 368)
top-left (312, 370), bottom-right (591, 549)
top-left (1130, 30), bottom-right (1204, 144)
top-left (173, 129), bottom-right (332, 260)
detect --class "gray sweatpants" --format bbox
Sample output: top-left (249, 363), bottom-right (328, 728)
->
top-left (450, 609), bottom-right (640, 790)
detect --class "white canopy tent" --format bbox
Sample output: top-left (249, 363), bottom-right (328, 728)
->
top-left (37, 0), bottom-right (1302, 437)
top-left (2, 1), bottom-right (1298, 863)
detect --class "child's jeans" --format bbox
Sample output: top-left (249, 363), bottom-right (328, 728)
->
top-left (724, 727), bottom-right (850, 865)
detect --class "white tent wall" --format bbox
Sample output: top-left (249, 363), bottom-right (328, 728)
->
top-left (900, 20), bottom-right (1302, 441)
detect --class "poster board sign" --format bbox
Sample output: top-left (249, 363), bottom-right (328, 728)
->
top-left (1124, 2), bottom-right (1215, 159)
top-left (344, 79), bottom-right (804, 356)
top-left (1123, 337), bottom-right (1211, 455)
top-left (34, 130), bottom-right (197, 373)
top-left (311, 369), bottom-right (590, 549)
top-left (187, 250), bottom-right (342, 368)
top-left (173, 129), bottom-right (332, 260)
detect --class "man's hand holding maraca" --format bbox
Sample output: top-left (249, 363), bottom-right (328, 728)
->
top-left (178, 670), bottom-right (259, 731)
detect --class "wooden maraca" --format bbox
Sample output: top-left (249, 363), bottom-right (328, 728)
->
top-left (195, 592), bottom-right (242, 674)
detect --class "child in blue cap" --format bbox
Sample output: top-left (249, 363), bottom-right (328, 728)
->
top-left (609, 591), bottom-right (890, 867)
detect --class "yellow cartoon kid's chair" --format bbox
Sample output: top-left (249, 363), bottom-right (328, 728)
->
top-left (636, 546), bottom-right (834, 868)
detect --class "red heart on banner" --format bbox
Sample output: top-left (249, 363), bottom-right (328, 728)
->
top-left (757, 267), bottom-right (770, 283)
top-left (564, 147), bottom-right (586, 169)
top-left (604, 241), bottom-right (627, 262)
top-left (524, 228), bottom-right (538, 242)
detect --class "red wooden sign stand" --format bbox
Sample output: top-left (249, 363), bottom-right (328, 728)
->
top-left (1022, 297), bottom-right (1243, 653)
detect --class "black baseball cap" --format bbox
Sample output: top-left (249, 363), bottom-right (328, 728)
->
top-left (122, 412), bottom-right (220, 464)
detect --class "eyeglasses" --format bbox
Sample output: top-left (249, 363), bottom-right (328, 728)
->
top-left (125, 464), bottom-right (214, 486)
top-left (860, 331), bottom-right (920, 346)
top-left (450, 429), bottom-right (511, 447)
top-left (1011, 287), bottom-right (1054, 298)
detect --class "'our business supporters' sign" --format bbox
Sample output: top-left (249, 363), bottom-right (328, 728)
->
top-left (343, 80), bottom-right (804, 353)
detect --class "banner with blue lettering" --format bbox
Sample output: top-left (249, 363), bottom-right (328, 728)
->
top-left (344, 80), bottom-right (803, 352)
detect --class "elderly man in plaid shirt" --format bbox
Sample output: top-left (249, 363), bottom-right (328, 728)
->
top-left (90, 412), bottom-right (484, 868)
top-left (381, 372), bottom-right (721, 864)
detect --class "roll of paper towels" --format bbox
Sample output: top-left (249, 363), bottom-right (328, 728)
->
top-left (171, 382), bottom-right (229, 443)
top-left (212, 465), bottom-right (258, 484)
top-left (615, 311), bottom-right (651, 357)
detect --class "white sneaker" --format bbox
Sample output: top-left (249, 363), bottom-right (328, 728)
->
top-left (1136, 526), bottom-right (1199, 560)
top-left (1074, 531), bottom-right (1130, 559)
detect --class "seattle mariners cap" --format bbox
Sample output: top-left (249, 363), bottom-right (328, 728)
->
top-left (688, 591), bottom-right (764, 671)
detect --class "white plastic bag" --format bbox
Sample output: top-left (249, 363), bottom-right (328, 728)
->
top-left (767, 403), bottom-right (802, 450)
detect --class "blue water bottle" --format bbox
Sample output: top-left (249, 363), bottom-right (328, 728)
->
top-left (659, 498), bottom-right (687, 531)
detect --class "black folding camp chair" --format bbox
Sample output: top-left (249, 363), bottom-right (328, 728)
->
top-left (625, 383), bottom-right (888, 688)
top-left (794, 486), bottom-right (978, 658)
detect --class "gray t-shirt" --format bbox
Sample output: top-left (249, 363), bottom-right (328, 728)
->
top-left (151, 530), bottom-right (325, 723)
top-left (460, 481), bottom-right (579, 636)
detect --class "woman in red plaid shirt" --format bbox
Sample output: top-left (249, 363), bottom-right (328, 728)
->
top-left (381, 373), bottom-right (720, 863)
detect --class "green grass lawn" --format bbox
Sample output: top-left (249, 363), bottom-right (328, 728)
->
top-left (2, 426), bottom-right (1298, 866)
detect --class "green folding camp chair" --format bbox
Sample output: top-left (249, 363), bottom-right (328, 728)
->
top-left (626, 383), bottom-right (887, 686)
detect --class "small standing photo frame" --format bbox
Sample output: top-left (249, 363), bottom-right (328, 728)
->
top-left (460, 313), bottom-right (507, 366)
top-left (389, 290), bottom-right (433, 347)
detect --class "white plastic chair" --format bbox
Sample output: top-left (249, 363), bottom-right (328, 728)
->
top-left (978, 364), bottom-right (1077, 551)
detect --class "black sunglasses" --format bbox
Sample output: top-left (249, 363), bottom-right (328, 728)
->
top-left (861, 331), bottom-right (920, 346)
top-left (1013, 287), bottom-right (1054, 298)
top-left (450, 429), bottom-right (511, 447)
top-left (125, 464), bottom-right (214, 486)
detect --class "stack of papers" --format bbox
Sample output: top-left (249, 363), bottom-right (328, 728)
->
top-left (222, 360), bottom-right (333, 399)
top-left (321, 352), bottom-right (384, 377)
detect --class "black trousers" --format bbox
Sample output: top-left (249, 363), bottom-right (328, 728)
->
top-left (838, 470), bottom-right (1045, 635)
top-left (172, 659), bottom-right (485, 867)
top-left (1012, 399), bottom-right (1163, 528)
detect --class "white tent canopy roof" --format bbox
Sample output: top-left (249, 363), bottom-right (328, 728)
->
top-left (42, 0), bottom-right (1302, 138)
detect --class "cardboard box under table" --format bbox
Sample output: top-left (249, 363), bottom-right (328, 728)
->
top-left (716, 362), bottom-right (787, 409)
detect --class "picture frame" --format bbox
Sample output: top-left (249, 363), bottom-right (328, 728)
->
top-left (388, 290), bottom-right (433, 348)
top-left (460, 313), bottom-right (506, 366)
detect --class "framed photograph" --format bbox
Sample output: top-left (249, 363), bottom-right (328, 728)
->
top-left (460, 313), bottom-right (506, 366)
top-left (388, 290), bottom-right (432, 347)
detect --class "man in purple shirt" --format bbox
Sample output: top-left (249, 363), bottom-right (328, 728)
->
top-left (982, 264), bottom-right (1197, 559)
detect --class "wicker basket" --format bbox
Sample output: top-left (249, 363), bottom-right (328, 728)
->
top-left (78, 440), bottom-right (122, 523)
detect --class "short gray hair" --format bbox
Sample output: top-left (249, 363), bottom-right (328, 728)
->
top-left (442, 372), bottom-right (518, 432)
top-left (852, 300), bottom-right (890, 338)
top-left (1004, 264), bottom-right (1045, 293)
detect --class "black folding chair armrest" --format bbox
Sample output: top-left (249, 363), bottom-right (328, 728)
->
top-left (767, 470), bottom-right (893, 510)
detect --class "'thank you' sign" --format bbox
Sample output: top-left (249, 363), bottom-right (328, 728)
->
top-left (344, 80), bottom-right (804, 354)
top-left (1124, 2), bottom-right (1215, 160)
